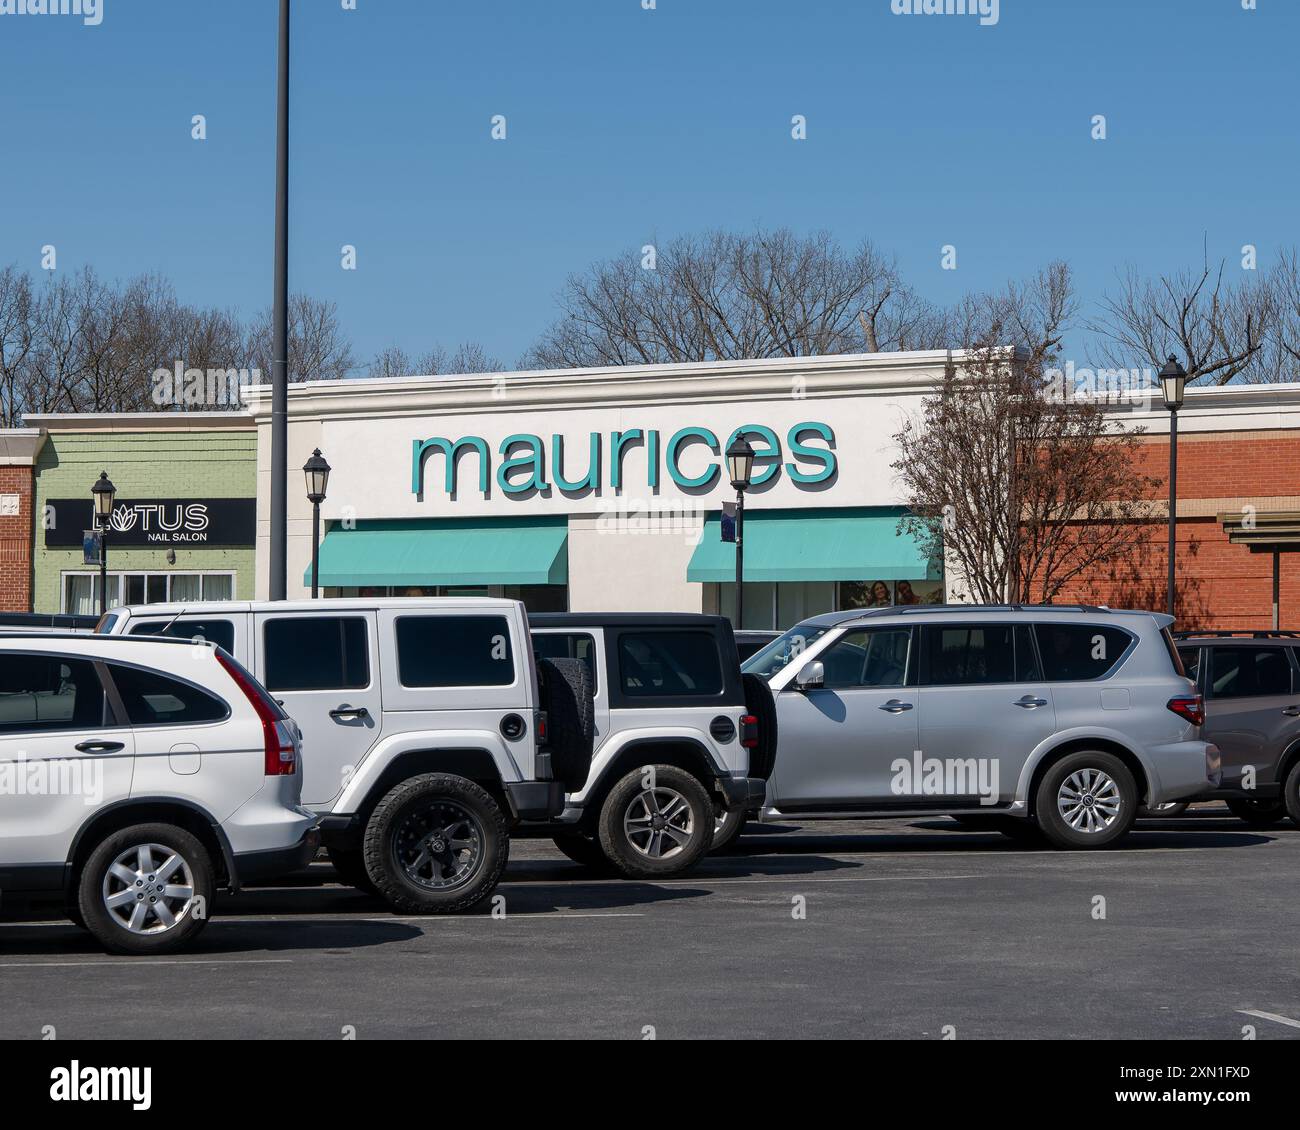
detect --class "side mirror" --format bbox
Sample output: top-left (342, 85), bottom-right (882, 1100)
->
top-left (794, 660), bottom-right (824, 692)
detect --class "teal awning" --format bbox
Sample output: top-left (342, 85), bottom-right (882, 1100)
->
top-left (306, 517), bottom-right (568, 587)
top-left (687, 507), bottom-right (939, 583)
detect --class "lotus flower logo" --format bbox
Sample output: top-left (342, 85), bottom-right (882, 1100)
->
top-left (108, 507), bottom-right (138, 533)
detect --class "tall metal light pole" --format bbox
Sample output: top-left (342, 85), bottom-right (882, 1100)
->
top-left (268, 0), bottom-right (291, 600)
top-left (303, 449), bottom-right (330, 599)
top-left (91, 471), bottom-right (116, 617)
top-left (1159, 355), bottom-right (1188, 620)
top-left (726, 434), bottom-right (755, 629)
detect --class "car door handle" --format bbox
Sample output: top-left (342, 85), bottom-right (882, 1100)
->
top-left (1283, 706), bottom-right (1300, 717)
top-left (329, 706), bottom-right (369, 721)
top-left (879, 699), bottom-right (913, 713)
top-left (1014, 696), bottom-right (1048, 709)
top-left (74, 740), bottom-right (125, 754)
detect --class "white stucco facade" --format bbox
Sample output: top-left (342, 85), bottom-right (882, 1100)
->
top-left (244, 350), bottom-right (967, 624)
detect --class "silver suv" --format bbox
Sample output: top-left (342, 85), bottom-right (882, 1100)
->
top-left (1173, 632), bottom-right (1300, 826)
top-left (743, 604), bottom-right (1219, 848)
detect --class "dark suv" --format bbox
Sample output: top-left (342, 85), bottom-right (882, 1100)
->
top-left (1174, 631), bottom-right (1300, 826)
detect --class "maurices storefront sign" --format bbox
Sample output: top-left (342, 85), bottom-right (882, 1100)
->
top-left (411, 422), bottom-right (836, 497)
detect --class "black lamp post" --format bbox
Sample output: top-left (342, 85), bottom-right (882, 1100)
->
top-left (726, 434), bottom-right (755, 628)
top-left (1159, 355), bottom-right (1188, 620)
top-left (303, 448), bottom-right (330, 598)
top-left (91, 471), bottom-right (116, 616)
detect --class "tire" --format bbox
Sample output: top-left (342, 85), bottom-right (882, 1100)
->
top-left (77, 823), bottom-right (214, 955)
top-left (597, 765), bottom-right (714, 878)
top-left (1139, 801), bottom-right (1189, 818)
top-left (1225, 796), bottom-right (1288, 827)
top-left (1034, 751), bottom-right (1138, 849)
top-left (328, 846), bottom-right (377, 893)
top-left (551, 833), bottom-right (617, 873)
top-left (1283, 761), bottom-right (1300, 825)
top-left (741, 672), bottom-right (778, 781)
top-left (710, 806), bottom-right (748, 853)
top-left (538, 656), bottom-right (596, 791)
top-left (363, 773), bottom-right (508, 914)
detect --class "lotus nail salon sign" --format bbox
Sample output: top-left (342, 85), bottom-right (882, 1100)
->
top-left (45, 499), bottom-right (256, 548)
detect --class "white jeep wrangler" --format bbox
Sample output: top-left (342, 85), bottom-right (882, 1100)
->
top-left (528, 613), bottom-right (776, 877)
top-left (97, 598), bottom-right (593, 913)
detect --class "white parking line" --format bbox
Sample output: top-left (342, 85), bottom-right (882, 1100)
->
top-left (0, 958), bottom-right (293, 969)
top-left (1238, 1009), bottom-right (1300, 1030)
top-left (372, 912), bottom-right (647, 922)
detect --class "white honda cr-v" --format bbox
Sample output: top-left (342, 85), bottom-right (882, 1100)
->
top-left (0, 633), bottom-right (319, 954)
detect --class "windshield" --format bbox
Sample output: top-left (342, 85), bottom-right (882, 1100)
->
top-left (741, 623), bottom-right (831, 679)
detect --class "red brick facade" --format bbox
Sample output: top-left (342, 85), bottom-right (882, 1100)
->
top-left (1046, 429), bottom-right (1300, 631)
top-left (0, 464), bottom-right (35, 612)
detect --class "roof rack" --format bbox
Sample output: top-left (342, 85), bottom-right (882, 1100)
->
top-left (1170, 630), bottom-right (1300, 640)
top-left (856, 602), bottom-right (1114, 618)
top-left (0, 632), bottom-right (209, 646)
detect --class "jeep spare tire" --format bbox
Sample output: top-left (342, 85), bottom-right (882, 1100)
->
top-left (538, 656), bottom-right (595, 791)
top-left (741, 672), bottom-right (778, 781)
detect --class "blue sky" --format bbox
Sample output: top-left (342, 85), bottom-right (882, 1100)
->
top-left (1, 0), bottom-right (1294, 370)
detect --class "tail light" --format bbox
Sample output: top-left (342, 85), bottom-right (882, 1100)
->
top-left (740, 713), bottom-right (759, 750)
top-left (1167, 694), bottom-right (1205, 727)
top-left (216, 650), bottom-right (297, 775)
top-left (536, 710), bottom-right (549, 744)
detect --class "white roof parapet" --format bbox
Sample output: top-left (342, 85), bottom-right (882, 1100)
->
top-left (240, 347), bottom-right (1026, 422)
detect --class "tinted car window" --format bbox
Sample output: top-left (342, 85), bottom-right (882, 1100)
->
top-left (618, 631), bottom-right (723, 697)
top-left (532, 632), bottom-right (597, 691)
top-left (0, 654), bottom-right (107, 733)
top-left (396, 615), bottom-right (514, 687)
top-left (1015, 624), bottom-right (1043, 681)
top-left (129, 618), bottom-right (235, 653)
top-left (1209, 647), bottom-right (1292, 699)
top-left (1178, 647), bottom-right (1200, 683)
top-left (743, 624), bottom-right (831, 679)
top-left (818, 629), bottom-right (910, 689)
top-left (109, 663), bottom-right (227, 726)
top-left (1035, 624), bottom-right (1132, 681)
top-left (923, 625), bottom-right (1016, 685)
top-left (264, 617), bottom-right (369, 691)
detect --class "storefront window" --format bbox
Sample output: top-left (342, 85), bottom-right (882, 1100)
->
top-left (61, 572), bottom-right (236, 613)
top-left (324, 583), bottom-right (568, 613)
top-left (711, 577), bottom-right (944, 631)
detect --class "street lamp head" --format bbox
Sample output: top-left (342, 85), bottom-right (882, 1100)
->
top-left (1158, 355), bottom-right (1187, 411)
top-left (726, 433), bottom-right (756, 492)
top-left (303, 448), bottom-right (331, 504)
top-left (91, 470), bottom-right (116, 521)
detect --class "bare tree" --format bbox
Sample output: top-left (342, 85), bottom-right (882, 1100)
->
top-left (1095, 257), bottom-right (1273, 384)
top-left (0, 266), bottom-right (34, 426)
top-left (246, 294), bottom-right (355, 383)
top-left (521, 228), bottom-right (946, 368)
top-left (894, 267), bottom-right (1159, 603)
top-left (367, 341), bottom-right (502, 379)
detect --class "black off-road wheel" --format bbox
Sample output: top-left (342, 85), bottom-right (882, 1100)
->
top-left (538, 656), bottom-right (595, 791)
top-left (363, 773), bottom-right (508, 914)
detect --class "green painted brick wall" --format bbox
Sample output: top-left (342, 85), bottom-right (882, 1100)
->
top-left (32, 429), bottom-right (256, 614)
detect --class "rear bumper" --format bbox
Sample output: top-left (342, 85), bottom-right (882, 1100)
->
top-left (1147, 741), bottom-right (1221, 804)
top-left (230, 824), bottom-right (321, 889)
top-left (505, 780), bottom-right (566, 820)
top-left (718, 775), bottom-right (768, 811)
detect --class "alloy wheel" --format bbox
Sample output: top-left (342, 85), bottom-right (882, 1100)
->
top-left (624, 786), bottom-right (694, 859)
top-left (1057, 768), bottom-right (1123, 833)
top-left (102, 843), bottom-right (196, 935)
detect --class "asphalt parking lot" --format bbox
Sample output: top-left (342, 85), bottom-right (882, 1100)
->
top-left (2, 805), bottom-right (1298, 1041)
